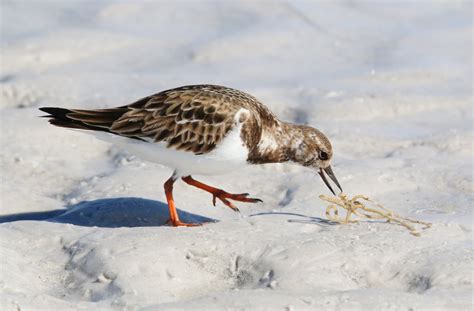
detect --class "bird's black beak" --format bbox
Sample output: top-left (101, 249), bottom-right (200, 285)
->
top-left (318, 166), bottom-right (343, 195)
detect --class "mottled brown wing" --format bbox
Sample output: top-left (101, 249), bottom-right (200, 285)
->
top-left (110, 87), bottom-right (240, 154)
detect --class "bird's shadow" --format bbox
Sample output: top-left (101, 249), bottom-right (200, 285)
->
top-left (249, 212), bottom-right (338, 227)
top-left (0, 197), bottom-right (215, 228)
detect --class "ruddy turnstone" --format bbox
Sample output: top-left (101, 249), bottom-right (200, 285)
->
top-left (40, 85), bottom-right (342, 226)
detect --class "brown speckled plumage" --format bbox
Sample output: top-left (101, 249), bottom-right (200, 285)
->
top-left (41, 85), bottom-right (278, 156)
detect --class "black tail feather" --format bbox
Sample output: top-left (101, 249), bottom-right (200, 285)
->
top-left (39, 107), bottom-right (120, 133)
top-left (39, 107), bottom-right (73, 121)
top-left (39, 106), bottom-right (144, 141)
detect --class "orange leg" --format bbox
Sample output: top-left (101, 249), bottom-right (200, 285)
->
top-left (181, 176), bottom-right (262, 212)
top-left (164, 174), bottom-right (201, 227)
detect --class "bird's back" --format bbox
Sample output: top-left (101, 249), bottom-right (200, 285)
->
top-left (40, 85), bottom-right (277, 156)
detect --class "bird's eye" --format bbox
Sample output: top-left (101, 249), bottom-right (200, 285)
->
top-left (319, 150), bottom-right (329, 160)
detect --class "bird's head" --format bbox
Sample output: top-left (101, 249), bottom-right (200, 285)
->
top-left (293, 125), bottom-right (343, 195)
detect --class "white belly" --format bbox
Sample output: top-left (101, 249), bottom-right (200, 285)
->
top-left (90, 124), bottom-right (249, 177)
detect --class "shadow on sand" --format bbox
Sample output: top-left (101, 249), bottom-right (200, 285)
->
top-left (0, 197), bottom-right (215, 228)
top-left (249, 212), bottom-right (338, 226)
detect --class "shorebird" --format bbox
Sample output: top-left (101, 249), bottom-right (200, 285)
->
top-left (40, 85), bottom-right (342, 226)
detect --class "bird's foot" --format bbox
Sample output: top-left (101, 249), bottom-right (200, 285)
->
top-left (166, 219), bottom-right (202, 227)
top-left (211, 190), bottom-right (263, 212)
top-left (181, 176), bottom-right (262, 212)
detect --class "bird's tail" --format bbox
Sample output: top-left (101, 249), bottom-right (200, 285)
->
top-left (39, 107), bottom-right (128, 133)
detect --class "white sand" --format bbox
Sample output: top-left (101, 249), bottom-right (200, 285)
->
top-left (1, 1), bottom-right (472, 310)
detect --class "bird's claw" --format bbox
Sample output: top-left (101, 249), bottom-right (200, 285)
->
top-left (211, 190), bottom-right (262, 212)
top-left (166, 218), bottom-right (202, 227)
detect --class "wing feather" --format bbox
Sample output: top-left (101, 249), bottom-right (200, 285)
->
top-left (41, 85), bottom-right (268, 155)
top-left (109, 86), bottom-right (241, 154)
